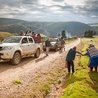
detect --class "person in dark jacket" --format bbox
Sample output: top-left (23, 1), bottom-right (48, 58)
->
top-left (45, 38), bottom-right (51, 56)
top-left (66, 46), bottom-right (83, 73)
top-left (60, 37), bottom-right (65, 51)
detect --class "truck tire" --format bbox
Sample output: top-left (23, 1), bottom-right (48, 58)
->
top-left (34, 49), bottom-right (40, 58)
top-left (55, 46), bottom-right (58, 51)
top-left (11, 51), bottom-right (21, 65)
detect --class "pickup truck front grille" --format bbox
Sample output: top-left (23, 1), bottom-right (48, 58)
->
top-left (0, 47), bottom-right (3, 51)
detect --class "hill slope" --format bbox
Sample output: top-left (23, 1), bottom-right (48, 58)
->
top-left (0, 18), bottom-right (96, 36)
top-left (43, 22), bottom-right (96, 36)
top-left (89, 23), bottom-right (98, 33)
top-left (0, 32), bottom-right (14, 41)
top-left (0, 18), bottom-right (27, 25)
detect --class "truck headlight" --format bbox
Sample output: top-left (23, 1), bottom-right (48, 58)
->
top-left (3, 46), bottom-right (13, 50)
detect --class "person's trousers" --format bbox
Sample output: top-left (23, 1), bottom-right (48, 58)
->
top-left (67, 60), bottom-right (74, 73)
top-left (46, 47), bottom-right (50, 55)
top-left (90, 67), bottom-right (97, 71)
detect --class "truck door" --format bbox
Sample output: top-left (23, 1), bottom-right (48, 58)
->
top-left (28, 37), bottom-right (36, 53)
top-left (21, 37), bottom-right (30, 55)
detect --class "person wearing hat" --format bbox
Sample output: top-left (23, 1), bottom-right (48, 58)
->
top-left (85, 44), bottom-right (98, 71)
top-left (66, 46), bottom-right (83, 73)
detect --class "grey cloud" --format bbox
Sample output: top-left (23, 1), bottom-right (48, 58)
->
top-left (0, 0), bottom-right (38, 4)
top-left (0, 0), bottom-right (38, 7)
top-left (0, 0), bottom-right (73, 14)
top-left (52, 0), bottom-right (64, 2)
top-left (0, 0), bottom-right (98, 23)
top-left (73, 0), bottom-right (98, 17)
top-left (22, 0), bottom-right (38, 4)
top-left (0, 0), bottom-right (39, 14)
top-left (51, 0), bottom-right (98, 19)
top-left (0, 0), bottom-right (75, 20)
top-left (40, 4), bottom-right (74, 12)
top-left (85, 0), bottom-right (98, 7)
top-left (0, 0), bottom-right (22, 5)
top-left (60, 5), bottom-right (73, 10)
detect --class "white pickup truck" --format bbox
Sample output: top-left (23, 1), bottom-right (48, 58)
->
top-left (0, 36), bottom-right (42, 65)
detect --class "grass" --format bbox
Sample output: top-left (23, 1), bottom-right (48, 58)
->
top-left (13, 79), bottom-right (22, 84)
top-left (0, 32), bottom-right (13, 37)
top-left (0, 32), bottom-right (13, 41)
top-left (65, 38), bottom-right (78, 44)
top-left (39, 83), bottom-right (50, 95)
top-left (61, 68), bottom-right (98, 98)
top-left (61, 36), bottom-right (98, 98)
top-left (62, 81), bottom-right (98, 98)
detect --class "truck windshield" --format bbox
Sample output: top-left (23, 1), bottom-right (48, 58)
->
top-left (50, 38), bottom-right (57, 42)
top-left (2, 37), bottom-right (22, 43)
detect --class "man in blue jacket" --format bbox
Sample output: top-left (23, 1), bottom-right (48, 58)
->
top-left (66, 46), bottom-right (83, 73)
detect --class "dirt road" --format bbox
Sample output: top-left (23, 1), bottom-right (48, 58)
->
top-left (0, 38), bottom-right (80, 98)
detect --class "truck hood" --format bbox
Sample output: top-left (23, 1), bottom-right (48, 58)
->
top-left (0, 43), bottom-right (20, 47)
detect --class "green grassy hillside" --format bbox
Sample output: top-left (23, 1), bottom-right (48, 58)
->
top-left (0, 32), bottom-right (13, 41)
top-left (0, 18), bottom-right (27, 25)
top-left (0, 18), bottom-right (97, 37)
top-left (44, 22), bottom-right (96, 36)
top-left (89, 24), bottom-right (98, 34)
top-left (61, 37), bottom-right (98, 98)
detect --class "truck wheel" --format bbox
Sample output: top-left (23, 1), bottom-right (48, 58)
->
top-left (55, 46), bottom-right (58, 51)
top-left (34, 49), bottom-right (40, 58)
top-left (11, 52), bottom-right (21, 65)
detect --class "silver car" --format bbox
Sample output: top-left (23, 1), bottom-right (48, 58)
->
top-left (43, 38), bottom-right (62, 51)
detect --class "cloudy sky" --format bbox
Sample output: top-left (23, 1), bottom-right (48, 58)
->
top-left (0, 0), bottom-right (98, 23)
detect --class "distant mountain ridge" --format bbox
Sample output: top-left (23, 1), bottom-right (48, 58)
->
top-left (43, 22), bottom-right (97, 36)
top-left (89, 23), bottom-right (98, 33)
top-left (0, 18), bottom-right (97, 37)
top-left (0, 18), bottom-right (27, 25)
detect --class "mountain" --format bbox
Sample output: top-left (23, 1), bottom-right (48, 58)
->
top-left (0, 18), bottom-right (97, 37)
top-left (0, 32), bottom-right (14, 41)
top-left (0, 18), bottom-right (27, 25)
top-left (0, 18), bottom-right (39, 34)
top-left (89, 23), bottom-right (98, 33)
top-left (43, 22), bottom-right (96, 36)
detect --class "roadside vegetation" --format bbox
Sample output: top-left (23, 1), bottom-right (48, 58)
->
top-left (65, 38), bottom-right (78, 44)
top-left (61, 36), bottom-right (98, 98)
top-left (13, 79), bottom-right (22, 84)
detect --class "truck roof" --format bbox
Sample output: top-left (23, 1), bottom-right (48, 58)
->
top-left (9, 36), bottom-right (33, 38)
